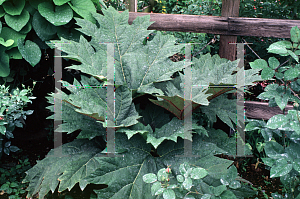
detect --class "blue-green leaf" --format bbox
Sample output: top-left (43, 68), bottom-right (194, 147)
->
top-left (270, 158), bottom-right (292, 178)
top-left (266, 115), bottom-right (289, 129)
top-left (287, 50), bottom-right (299, 63)
top-left (249, 59), bottom-right (268, 70)
top-left (290, 26), bottom-right (300, 43)
top-left (261, 67), bottom-right (274, 80)
top-left (143, 173), bottom-right (157, 183)
top-left (264, 141), bottom-right (284, 159)
top-left (267, 41), bottom-right (292, 55)
top-left (284, 67), bottom-right (300, 80)
top-left (268, 57), bottom-right (280, 69)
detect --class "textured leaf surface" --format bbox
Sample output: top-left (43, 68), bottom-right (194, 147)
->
top-left (23, 138), bottom-right (105, 198)
top-left (17, 39), bottom-right (41, 66)
top-left (32, 12), bottom-right (57, 41)
top-left (55, 7), bottom-right (185, 91)
top-left (48, 76), bottom-right (141, 130)
top-left (117, 102), bottom-right (208, 149)
top-left (84, 133), bottom-right (240, 199)
top-left (141, 54), bottom-right (261, 119)
top-left (38, 2), bottom-right (73, 26)
top-left (68, 0), bottom-right (96, 23)
top-left (201, 94), bottom-right (238, 130)
top-left (46, 90), bottom-right (106, 140)
top-left (143, 73), bottom-right (211, 119)
top-left (4, 9), bottom-right (30, 31)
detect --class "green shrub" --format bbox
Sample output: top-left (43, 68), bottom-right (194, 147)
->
top-left (0, 158), bottom-right (31, 199)
top-left (0, 84), bottom-right (35, 160)
top-left (245, 26), bottom-right (300, 199)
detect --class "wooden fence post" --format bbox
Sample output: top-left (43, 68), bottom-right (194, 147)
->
top-left (126, 0), bottom-right (137, 12)
top-left (219, 0), bottom-right (240, 61)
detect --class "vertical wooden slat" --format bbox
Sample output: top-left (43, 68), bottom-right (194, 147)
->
top-left (128, 0), bottom-right (137, 12)
top-left (219, 0), bottom-right (240, 61)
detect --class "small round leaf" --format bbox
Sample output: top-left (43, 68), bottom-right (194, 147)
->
top-left (176, 175), bottom-right (184, 183)
top-left (163, 189), bottom-right (175, 199)
top-left (190, 167), bottom-right (208, 179)
top-left (268, 57), bottom-right (280, 69)
top-left (143, 173), bottom-right (157, 183)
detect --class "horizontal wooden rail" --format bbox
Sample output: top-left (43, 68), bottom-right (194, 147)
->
top-left (120, 11), bottom-right (300, 38)
top-left (245, 101), bottom-right (294, 120)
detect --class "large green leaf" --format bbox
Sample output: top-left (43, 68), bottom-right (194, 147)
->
top-left (84, 133), bottom-right (244, 199)
top-left (46, 90), bottom-right (106, 140)
top-left (2, 0), bottom-right (25, 15)
top-left (0, 45), bottom-right (10, 77)
top-left (4, 9), bottom-right (30, 31)
top-left (53, 7), bottom-right (186, 91)
top-left (267, 41), bottom-right (292, 55)
top-left (117, 117), bottom-right (202, 149)
top-left (17, 39), bottom-right (41, 66)
top-left (143, 73), bottom-right (211, 119)
top-left (38, 2), bottom-right (73, 26)
top-left (49, 76), bottom-right (141, 129)
top-left (118, 102), bottom-right (208, 149)
top-left (32, 11), bottom-right (57, 41)
top-left (68, 0), bottom-right (96, 23)
top-left (22, 137), bottom-right (106, 198)
top-left (135, 102), bottom-right (172, 130)
top-left (140, 54), bottom-right (261, 119)
top-left (201, 95), bottom-right (238, 130)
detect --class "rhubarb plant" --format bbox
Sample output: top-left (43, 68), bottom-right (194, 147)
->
top-left (22, 6), bottom-right (263, 199)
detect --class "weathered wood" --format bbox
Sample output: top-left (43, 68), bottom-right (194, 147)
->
top-left (129, 0), bottom-right (137, 12)
top-left (245, 101), bottom-right (294, 120)
top-left (219, 0), bottom-right (240, 61)
top-left (120, 11), bottom-right (300, 38)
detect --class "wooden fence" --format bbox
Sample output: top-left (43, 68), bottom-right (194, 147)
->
top-left (119, 0), bottom-right (299, 119)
